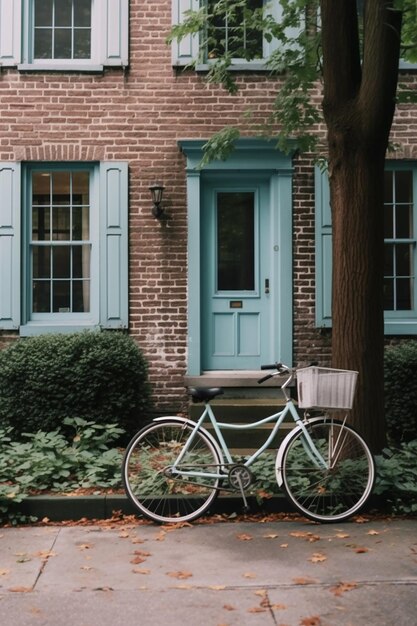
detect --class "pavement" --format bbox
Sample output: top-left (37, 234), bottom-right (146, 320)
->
top-left (0, 516), bottom-right (416, 626)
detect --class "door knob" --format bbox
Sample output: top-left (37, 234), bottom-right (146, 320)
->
top-left (265, 279), bottom-right (270, 294)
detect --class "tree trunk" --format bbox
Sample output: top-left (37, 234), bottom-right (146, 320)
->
top-left (320, 1), bottom-right (402, 452)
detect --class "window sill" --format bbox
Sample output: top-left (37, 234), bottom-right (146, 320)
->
top-left (195, 62), bottom-right (269, 72)
top-left (20, 322), bottom-right (101, 336)
top-left (18, 63), bottom-right (105, 73)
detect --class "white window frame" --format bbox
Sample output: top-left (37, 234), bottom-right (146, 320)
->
top-left (172, 0), bottom-right (295, 69)
top-left (0, 0), bottom-right (129, 71)
top-left (22, 163), bottom-right (100, 328)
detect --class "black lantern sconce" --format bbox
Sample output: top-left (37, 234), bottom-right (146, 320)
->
top-left (149, 183), bottom-right (165, 218)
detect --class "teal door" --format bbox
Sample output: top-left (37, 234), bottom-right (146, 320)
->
top-left (202, 178), bottom-right (273, 370)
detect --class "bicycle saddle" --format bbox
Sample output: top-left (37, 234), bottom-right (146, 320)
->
top-left (189, 387), bottom-right (224, 403)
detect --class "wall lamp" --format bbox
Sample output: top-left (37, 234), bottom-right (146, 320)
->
top-left (149, 183), bottom-right (165, 218)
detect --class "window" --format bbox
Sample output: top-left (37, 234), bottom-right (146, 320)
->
top-left (33, 0), bottom-right (92, 61)
top-left (315, 164), bottom-right (417, 334)
top-left (206, 0), bottom-right (263, 61)
top-left (172, 0), bottom-right (291, 68)
top-left (0, 0), bottom-right (129, 70)
top-left (384, 170), bottom-right (415, 313)
top-left (0, 161), bottom-right (128, 334)
top-left (30, 167), bottom-right (94, 317)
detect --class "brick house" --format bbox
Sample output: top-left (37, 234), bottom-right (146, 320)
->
top-left (0, 1), bottom-right (416, 416)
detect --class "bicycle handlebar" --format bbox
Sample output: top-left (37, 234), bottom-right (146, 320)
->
top-left (258, 362), bottom-right (291, 384)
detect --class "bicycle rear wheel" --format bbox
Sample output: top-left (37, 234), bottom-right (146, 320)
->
top-left (278, 418), bottom-right (375, 523)
top-left (122, 420), bottom-right (222, 523)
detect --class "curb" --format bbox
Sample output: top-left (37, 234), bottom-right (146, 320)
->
top-left (16, 493), bottom-right (386, 522)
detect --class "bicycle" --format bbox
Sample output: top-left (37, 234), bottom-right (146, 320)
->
top-left (122, 363), bottom-right (375, 524)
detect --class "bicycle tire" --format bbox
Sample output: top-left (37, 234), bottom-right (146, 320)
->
top-left (122, 419), bottom-right (222, 523)
top-left (277, 418), bottom-right (375, 523)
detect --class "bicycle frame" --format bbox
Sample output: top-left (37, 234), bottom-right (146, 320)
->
top-left (167, 398), bottom-right (329, 482)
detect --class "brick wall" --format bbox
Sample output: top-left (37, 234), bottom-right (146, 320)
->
top-left (1, 1), bottom-right (417, 413)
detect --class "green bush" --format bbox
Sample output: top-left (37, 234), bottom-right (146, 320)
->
top-left (374, 440), bottom-right (417, 515)
top-left (0, 332), bottom-right (152, 440)
top-left (0, 418), bottom-right (124, 524)
top-left (384, 341), bottom-right (417, 444)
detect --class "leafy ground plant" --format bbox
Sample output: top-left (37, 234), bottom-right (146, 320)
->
top-left (0, 417), bottom-right (124, 524)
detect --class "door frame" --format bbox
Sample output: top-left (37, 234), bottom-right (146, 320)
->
top-left (179, 139), bottom-right (294, 375)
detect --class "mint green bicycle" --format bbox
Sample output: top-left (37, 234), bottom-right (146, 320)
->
top-left (122, 363), bottom-right (375, 524)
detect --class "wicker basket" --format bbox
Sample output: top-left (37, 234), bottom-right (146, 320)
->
top-left (297, 367), bottom-right (358, 410)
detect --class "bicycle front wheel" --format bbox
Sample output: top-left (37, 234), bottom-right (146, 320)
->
top-left (122, 420), bottom-right (222, 523)
top-left (278, 418), bottom-right (375, 523)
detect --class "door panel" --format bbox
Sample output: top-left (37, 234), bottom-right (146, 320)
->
top-left (202, 179), bottom-right (271, 370)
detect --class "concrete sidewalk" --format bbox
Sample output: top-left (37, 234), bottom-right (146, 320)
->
top-left (0, 517), bottom-right (416, 626)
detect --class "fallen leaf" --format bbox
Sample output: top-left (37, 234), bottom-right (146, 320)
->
top-left (166, 570), bottom-right (193, 580)
top-left (133, 550), bottom-right (152, 557)
top-left (354, 547), bottom-right (369, 554)
top-left (280, 543), bottom-right (289, 548)
top-left (309, 553), bottom-right (327, 563)
top-left (236, 533), bottom-right (253, 541)
top-left (209, 585), bottom-right (226, 590)
top-left (80, 566), bottom-right (93, 571)
top-left (248, 607), bottom-right (267, 613)
top-left (334, 532), bottom-right (350, 539)
top-left (0, 569), bottom-right (10, 576)
top-left (131, 556), bottom-right (147, 565)
top-left (118, 532), bottom-right (130, 538)
top-left (8, 586), bottom-right (32, 593)
top-left (77, 544), bottom-right (93, 551)
top-left (263, 533), bottom-right (279, 539)
top-left (367, 530), bottom-right (379, 536)
top-left (154, 531), bottom-right (166, 542)
top-left (223, 604), bottom-right (236, 611)
top-left (33, 551), bottom-right (57, 560)
top-left (92, 586), bottom-right (114, 592)
top-left (300, 617), bottom-right (322, 626)
top-left (132, 568), bottom-right (151, 575)
top-left (330, 581), bottom-right (358, 596)
top-left (243, 572), bottom-right (256, 579)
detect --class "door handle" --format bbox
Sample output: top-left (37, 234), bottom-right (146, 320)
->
top-left (265, 278), bottom-right (270, 294)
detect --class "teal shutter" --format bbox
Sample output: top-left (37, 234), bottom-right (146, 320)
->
top-left (101, 0), bottom-right (129, 66)
top-left (0, 0), bottom-right (21, 66)
top-left (0, 162), bottom-right (21, 329)
top-left (315, 166), bottom-right (332, 327)
top-left (172, 0), bottom-right (199, 66)
top-left (99, 162), bottom-right (128, 329)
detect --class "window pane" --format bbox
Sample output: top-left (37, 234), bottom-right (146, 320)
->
top-left (55, 0), bottom-right (72, 27)
top-left (54, 28), bottom-right (72, 59)
top-left (35, 0), bottom-right (53, 26)
top-left (74, 29), bottom-right (91, 58)
top-left (395, 205), bottom-right (412, 239)
top-left (53, 281), bottom-right (71, 312)
top-left (73, 280), bottom-right (90, 312)
top-left (72, 171), bottom-right (89, 201)
top-left (32, 207), bottom-right (51, 241)
top-left (34, 30), bottom-right (53, 59)
top-left (33, 247), bottom-right (51, 278)
top-left (72, 206), bottom-right (90, 240)
top-left (33, 281), bottom-right (51, 312)
top-left (53, 247), bottom-right (71, 278)
top-left (73, 245), bottom-right (90, 278)
top-left (397, 278), bottom-right (413, 310)
top-left (396, 244), bottom-right (412, 277)
top-left (74, 0), bottom-right (91, 27)
top-left (52, 207), bottom-right (71, 241)
top-left (52, 172), bottom-right (71, 204)
top-left (395, 171), bottom-right (413, 204)
top-left (217, 192), bottom-right (255, 291)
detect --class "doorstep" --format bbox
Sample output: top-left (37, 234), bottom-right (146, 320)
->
top-left (15, 493), bottom-right (385, 523)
